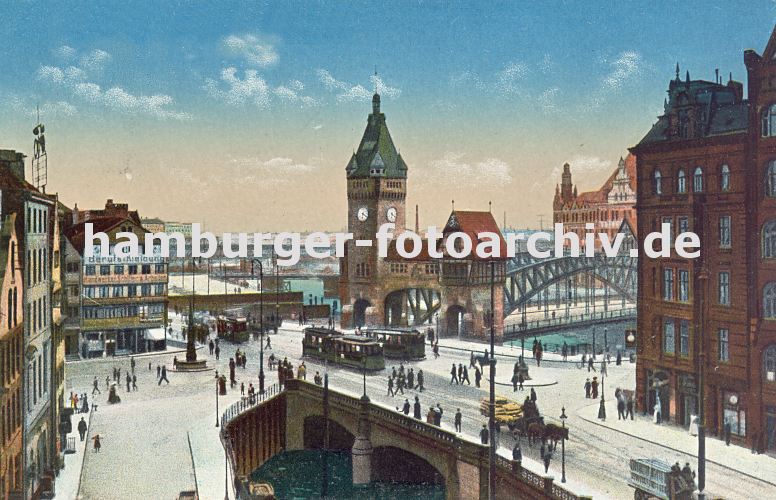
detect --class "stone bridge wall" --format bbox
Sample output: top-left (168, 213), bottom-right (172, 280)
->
top-left (223, 379), bottom-right (589, 500)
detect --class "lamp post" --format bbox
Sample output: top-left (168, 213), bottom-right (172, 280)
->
top-left (488, 261), bottom-right (496, 500)
top-left (275, 253), bottom-right (280, 334)
top-left (252, 258), bottom-right (265, 394)
top-left (592, 325), bottom-right (596, 360)
top-left (604, 326), bottom-right (608, 356)
top-left (560, 407), bottom-right (567, 483)
top-left (215, 378), bottom-right (220, 427)
top-left (598, 372), bottom-right (607, 420)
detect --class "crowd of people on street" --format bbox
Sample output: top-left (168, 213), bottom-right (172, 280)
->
top-left (387, 363), bottom-right (424, 395)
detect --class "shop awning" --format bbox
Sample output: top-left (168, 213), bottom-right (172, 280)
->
top-left (145, 328), bottom-right (167, 341)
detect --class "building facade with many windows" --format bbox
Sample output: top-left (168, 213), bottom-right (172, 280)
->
top-left (632, 27), bottom-right (776, 452)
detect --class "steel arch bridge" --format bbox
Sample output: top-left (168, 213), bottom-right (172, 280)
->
top-left (503, 253), bottom-right (637, 317)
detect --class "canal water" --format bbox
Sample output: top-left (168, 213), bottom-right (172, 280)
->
top-left (250, 450), bottom-right (445, 499)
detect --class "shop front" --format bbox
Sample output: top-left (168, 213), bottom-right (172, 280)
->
top-left (722, 391), bottom-right (746, 443)
top-left (678, 374), bottom-right (697, 428)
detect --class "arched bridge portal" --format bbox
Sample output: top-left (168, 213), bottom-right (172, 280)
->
top-left (384, 288), bottom-right (441, 326)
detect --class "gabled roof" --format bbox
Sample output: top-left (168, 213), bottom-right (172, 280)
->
top-left (442, 210), bottom-right (508, 260)
top-left (346, 94), bottom-right (408, 179)
top-left (64, 217), bottom-right (145, 255)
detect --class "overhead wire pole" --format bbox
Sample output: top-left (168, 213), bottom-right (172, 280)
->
top-left (489, 260), bottom-right (496, 500)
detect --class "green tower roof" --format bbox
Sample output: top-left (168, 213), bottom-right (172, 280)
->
top-left (346, 93), bottom-right (408, 179)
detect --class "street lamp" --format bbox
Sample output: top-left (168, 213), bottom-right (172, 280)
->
top-left (560, 407), bottom-right (567, 483)
top-left (252, 258), bottom-right (265, 394)
top-left (274, 251), bottom-right (280, 334)
top-left (488, 261), bottom-right (496, 500)
top-left (592, 326), bottom-right (596, 360)
top-left (215, 378), bottom-right (220, 427)
top-left (604, 326), bottom-right (608, 356)
top-left (598, 372), bottom-right (607, 421)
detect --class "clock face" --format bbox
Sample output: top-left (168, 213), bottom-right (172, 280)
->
top-left (357, 206), bottom-right (369, 221)
top-left (386, 207), bottom-right (397, 223)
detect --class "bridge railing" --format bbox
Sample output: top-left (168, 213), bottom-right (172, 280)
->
top-left (504, 306), bottom-right (636, 336)
top-left (220, 382), bottom-right (283, 428)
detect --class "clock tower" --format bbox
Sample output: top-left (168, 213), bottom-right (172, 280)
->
top-left (340, 92), bottom-right (408, 326)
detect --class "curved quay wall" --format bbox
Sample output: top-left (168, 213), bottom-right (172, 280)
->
top-left (221, 379), bottom-right (592, 500)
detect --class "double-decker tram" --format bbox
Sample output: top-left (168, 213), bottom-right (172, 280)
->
top-left (365, 327), bottom-right (425, 360)
top-left (216, 314), bottom-right (249, 343)
top-left (302, 328), bottom-right (385, 371)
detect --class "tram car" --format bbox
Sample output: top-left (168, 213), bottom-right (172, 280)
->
top-left (364, 327), bottom-right (425, 360)
top-left (216, 315), bottom-right (250, 343)
top-left (302, 328), bottom-right (385, 371)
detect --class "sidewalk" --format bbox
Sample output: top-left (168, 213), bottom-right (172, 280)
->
top-left (577, 400), bottom-right (776, 487)
top-left (53, 410), bottom-right (93, 499)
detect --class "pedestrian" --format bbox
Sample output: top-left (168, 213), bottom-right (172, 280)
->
top-left (654, 397), bottom-right (662, 424)
top-left (530, 388), bottom-right (537, 403)
top-left (433, 343), bottom-right (439, 359)
top-left (584, 378), bottom-right (591, 398)
top-left (148, 361), bottom-right (152, 371)
top-left (416, 370), bottom-right (425, 392)
top-left (540, 440), bottom-right (546, 460)
top-left (92, 434), bottom-right (102, 452)
top-left (126, 373), bottom-right (131, 392)
top-left (130, 356), bottom-right (136, 374)
top-left (450, 363), bottom-right (459, 385)
top-left (480, 424), bottom-right (489, 444)
top-left (724, 419), bottom-right (732, 446)
top-left (512, 372), bottom-right (519, 392)
top-left (402, 399), bottom-right (410, 415)
top-left (435, 403), bottom-right (443, 425)
top-left (105, 375), bottom-right (110, 390)
top-left (512, 443), bottom-right (522, 462)
top-left (616, 350), bottom-right (622, 366)
top-left (591, 377), bottom-right (599, 399)
top-left (562, 341), bottom-right (568, 361)
top-left (241, 382), bottom-right (245, 396)
top-left (92, 376), bottom-right (101, 395)
top-left (600, 359), bottom-right (608, 376)
top-left (173, 356), bottom-right (178, 370)
top-left (462, 365), bottom-right (471, 385)
top-left (158, 365), bottom-right (170, 385)
top-left (457, 363), bottom-right (463, 382)
top-left (536, 345), bottom-right (543, 367)
top-left (116, 368), bottom-right (121, 382)
top-left (215, 346), bottom-right (220, 360)
top-left (209, 339), bottom-right (214, 355)
top-left (617, 394), bottom-right (626, 420)
top-left (132, 374), bottom-right (137, 391)
top-left (407, 368), bottom-right (414, 389)
top-left (474, 366), bottom-right (482, 388)
top-left (543, 450), bottom-right (552, 473)
top-left (78, 417), bottom-right (87, 441)
top-left (298, 362), bottom-right (307, 380)
top-left (156, 365), bottom-right (161, 379)
top-left (314, 372), bottom-right (322, 385)
top-left (518, 372), bottom-right (524, 391)
top-left (413, 396), bottom-right (421, 419)
top-left (470, 351), bottom-right (476, 368)
top-left (387, 376), bottom-right (395, 397)
top-left (81, 395), bottom-right (89, 414)
top-left (266, 336), bottom-right (272, 350)
top-left (454, 408), bottom-right (462, 432)
top-left (588, 357), bottom-right (595, 372)
top-left (426, 407), bottom-right (436, 425)
top-left (626, 396), bottom-right (634, 420)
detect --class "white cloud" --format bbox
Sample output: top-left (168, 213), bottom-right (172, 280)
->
top-left (317, 69), bottom-right (401, 103)
top-left (222, 156), bottom-right (320, 185)
top-left (6, 93), bottom-right (77, 118)
top-left (223, 34), bottom-right (278, 67)
top-left (451, 61), bottom-right (529, 98)
top-left (550, 155), bottom-right (612, 179)
top-left (54, 45), bottom-right (77, 61)
top-left (79, 49), bottom-right (111, 72)
top-left (205, 68), bottom-right (316, 108)
top-left (425, 153), bottom-right (512, 185)
top-left (495, 61), bottom-right (529, 96)
top-left (36, 46), bottom-right (189, 120)
top-left (602, 51), bottom-right (641, 91)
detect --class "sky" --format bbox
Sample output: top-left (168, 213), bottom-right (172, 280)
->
top-left (0, 1), bottom-right (774, 232)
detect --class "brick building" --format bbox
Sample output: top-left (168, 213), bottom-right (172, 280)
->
top-left (631, 27), bottom-right (776, 452)
top-left (553, 154), bottom-right (637, 250)
top-left (339, 93), bottom-right (506, 339)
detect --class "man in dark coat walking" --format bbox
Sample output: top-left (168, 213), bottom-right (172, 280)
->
top-left (450, 364), bottom-right (459, 385)
top-left (584, 379), bottom-right (592, 398)
top-left (480, 424), bottom-right (489, 444)
top-left (416, 370), bottom-right (425, 392)
top-left (78, 417), bottom-right (88, 441)
top-left (413, 396), bottom-right (422, 419)
top-left (454, 408), bottom-right (462, 432)
top-left (475, 366), bottom-right (482, 388)
top-left (126, 372), bottom-right (131, 392)
top-left (158, 365), bottom-right (170, 385)
top-left (402, 399), bottom-right (410, 415)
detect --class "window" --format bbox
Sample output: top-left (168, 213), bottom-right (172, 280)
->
top-left (718, 272), bottom-right (730, 306)
top-left (155, 264), bottom-right (165, 274)
top-left (678, 216), bottom-right (689, 235)
top-left (766, 346), bottom-right (776, 382)
top-left (719, 216), bottom-right (731, 248)
top-left (664, 318), bottom-right (675, 354)
top-left (112, 286), bottom-right (123, 297)
top-left (114, 265), bottom-right (124, 275)
top-left (765, 282), bottom-right (776, 318)
top-left (654, 170), bottom-right (662, 195)
top-left (720, 164), bottom-right (730, 192)
top-left (128, 285), bottom-right (137, 297)
top-left (142, 264), bottom-right (151, 275)
top-left (719, 329), bottom-right (730, 362)
top-left (100, 265), bottom-right (110, 276)
top-left (677, 169), bottom-right (686, 193)
top-left (663, 268), bottom-right (674, 300)
top-left (767, 160), bottom-right (776, 198)
top-left (99, 286), bottom-right (109, 298)
top-left (678, 270), bottom-right (689, 301)
top-left (762, 104), bottom-right (776, 137)
top-left (693, 167), bottom-right (703, 192)
top-left (155, 284), bottom-right (165, 295)
top-left (764, 221), bottom-right (776, 258)
top-left (128, 265), bottom-right (138, 275)
top-left (85, 265), bottom-right (95, 276)
top-left (680, 319), bottom-right (690, 356)
top-left (141, 284), bottom-right (151, 296)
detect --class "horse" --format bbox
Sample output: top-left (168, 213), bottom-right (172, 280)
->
top-left (543, 423), bottom-right (569, 452)
top-left (526, 422), bottom-right (545, 447)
